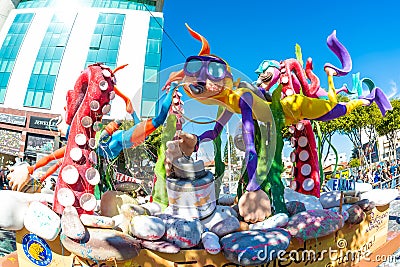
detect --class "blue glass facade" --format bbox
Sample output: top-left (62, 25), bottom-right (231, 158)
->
top-left (18, 0), bottom-right (157, 11)
top-left (24, 13), bottom-right (76, 109)
top-left (85, 13), bottom-right (125, 70)
top-left (1, 1), bottom-right (163, 118)
top-left (0, 13), bottom-right (34, 103)
top-left (141, 16), bottom-right (163, 117)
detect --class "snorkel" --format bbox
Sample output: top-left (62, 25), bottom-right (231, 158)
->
top-left (164, 24), bottom-right (234, 99)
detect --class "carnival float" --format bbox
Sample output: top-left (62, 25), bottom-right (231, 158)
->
top-left (0, 24), bottom-right (399, 267)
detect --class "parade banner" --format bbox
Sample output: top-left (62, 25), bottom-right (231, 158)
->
top-left (114, 171), bottom-right (144, 184)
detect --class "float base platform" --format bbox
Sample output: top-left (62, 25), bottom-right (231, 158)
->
top-left (1, 204), bottom-right (398, 267)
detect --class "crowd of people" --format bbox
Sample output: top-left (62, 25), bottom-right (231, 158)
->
top-left (355, 159), bottom-right (400, 189)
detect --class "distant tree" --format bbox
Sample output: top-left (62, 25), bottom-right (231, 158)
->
top-left (281, 126), bottom-right (291, 141)
top-left (224, 135), bottom-right (238, 165)
top-left (118, 120), bottom-right (163, 177)
top-left (142, 126), bottom-right (163, 162)
top-left (338, 102), bottom-right (370, 166)
top-left (317, 118), bottom-right (342, 164)
top-left (376, 99), bottom-right (400, 160)
top-left (349, 158), bottom-right (361, 168)
top-left (362, 104), bottom-right (382, 163)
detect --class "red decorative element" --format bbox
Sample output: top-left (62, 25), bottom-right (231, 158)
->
top-left (53, 64), bottom-right (116, 215)
top-left (280, 58), bottom-right (320, 98)
top-left (170, 90), bottom-right (184, 131)
top-left (305, 58), bottom-right (320, 96)
top-left (291, 120), bottom-right (320, 197)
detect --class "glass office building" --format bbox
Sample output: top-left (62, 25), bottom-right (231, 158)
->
top-left (0, 0), bottom-right (164, 163)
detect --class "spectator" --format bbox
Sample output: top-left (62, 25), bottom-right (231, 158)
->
top-left (381, 167), bottom-right (390, 189)
top-left (397, 159), bottom-right (400, 174)
top-left (366, 168), bottom-right (374, 184)
top-left (390, 161), bottom-right (397, 176)
top-left (223, 183), bottom-right (230, 194)
top-left (0, 167), bottom-right (4, 189)
top-left (356, 169), bottom-right (364, 183)
top-left (3, 167), bottom-right (10, 189)
top-left (393, 168), bottom-right (399, 189)
top-left (373, 167), bottom-right (381, 188)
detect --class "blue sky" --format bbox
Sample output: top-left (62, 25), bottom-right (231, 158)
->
top-left (157, 0), bottom-right (400, 160)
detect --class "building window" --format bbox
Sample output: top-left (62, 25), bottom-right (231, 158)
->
top-left (84, 13), bottom-right (125, 70)
top-left (141, 16), bottom-right (163, 118)
top-left (18, 0), bottom-right (157, 11)
top-left (0, 13), bottom-right (34, 103)
top-left (141, 100), bottom-right (156, 117)
top-left (24, 13), bottom-right (76, 109)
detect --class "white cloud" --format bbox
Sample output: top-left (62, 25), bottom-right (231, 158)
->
top-left (388, 80), bottom-right (399, 99)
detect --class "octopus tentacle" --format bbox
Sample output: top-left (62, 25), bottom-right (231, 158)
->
top-left (281, 58), bottom-right (320, 97)
top-left (305, 58), bottom-right (320, 96)
top-left (324, 30), bottom-right (352, 76)
top-left (289, 120), bottom-right (320, 197)
top-left (54, 64), bottom-right (116, 215)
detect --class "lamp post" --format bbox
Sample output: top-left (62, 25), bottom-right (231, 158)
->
top-left (226, 123), bottom-right (232, 193)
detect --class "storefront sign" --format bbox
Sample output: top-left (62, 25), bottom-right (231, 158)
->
top-left (0, 129), bottom-right (21, 156)
top-left (0, 113), bottom-right (26, 126)
top-left (26, 135), bottom-right (54, 153)
top-left (29, 116), bottom-right (58, 131)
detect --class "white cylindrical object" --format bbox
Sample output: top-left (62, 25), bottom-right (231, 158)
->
top-left (290, 137), bottom-right (296, 147)
top-left (290, 151), bottom-right (296, 163)
top-left (88, 151), bottom-right (97, 165)
top-left (81, 116), bottom-right (93, 128)
top-left (102, 69), bottom-right (111, 78)
top-left (166, 171), bottom-right (216, 219)
top-left (296, 121), bottom-right (304, 131)
top-left (57, 188), bottom-right (75, 207)
top-left (299, 150), bottom-right (309, 161)
top-left (80, 193), bottom-right (97, 211)
top-left (201, 232), bottom-right (221, 255)
top-left (298, 136), bottom-right (308, 147)
top-left (302, 178), bottom-right (315, 191)
top-left (75, 133), bottom-right (87, 146)
top-left (102, 104), bottom-right (111, 114)
top-left (61, 165), bottom-right (79, 184)
top-left (90, 100), bottom-right (100, 111)
top-left (301, 164), bottom-right (312, 176)
top-left (291, 166), bottom-right (297, 177)
top-left (85, 167), bottom-right (100, 185)
top-left (109, 91), bottom-right (115, 100)
top-left (70, 147), bottom-right (82, 162)
top-left (99, 80), bottom-right (108, 91)
top-left (88, 138), bottom-right (96, 149)
top-left (286, 89), bottom-right (294, 96)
